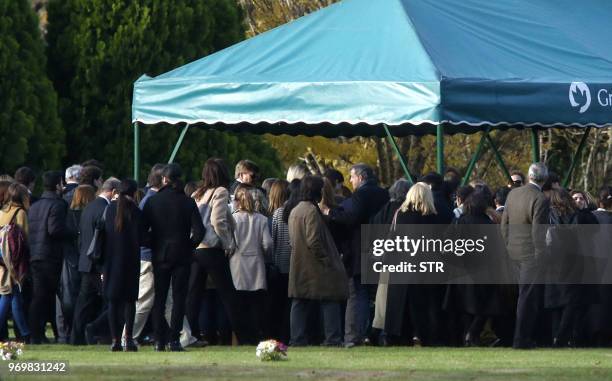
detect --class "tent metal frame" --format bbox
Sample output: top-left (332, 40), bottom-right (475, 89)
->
top-left (132, 123), bottom-right (593, 188)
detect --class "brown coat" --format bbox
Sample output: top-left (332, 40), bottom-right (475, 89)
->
top-left (288, 201), bottom-right (348, 301)
top-left (0, 204), bottom-right (29, 295)
top-left (501, 183), bottom-right (550, 260)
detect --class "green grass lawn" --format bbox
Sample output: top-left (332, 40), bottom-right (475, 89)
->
top-left (1, 345), bottom-right (611, 381)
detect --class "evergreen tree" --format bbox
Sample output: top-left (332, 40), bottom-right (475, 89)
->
top-left (47, 0), bottom-right (281, 181)
top-left (0, 0), bottom-right (64, 173)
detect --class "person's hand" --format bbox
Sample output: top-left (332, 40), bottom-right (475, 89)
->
top-left (320, 205), bottom-right (330, 215)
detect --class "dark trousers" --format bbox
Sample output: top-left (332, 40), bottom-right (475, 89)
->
top-left (344, 274), bottom-right (370, 344)
top-left (108, 299), bottom-right (135, 340)
top-left (266, 272), bottom-right (290, 343)
top-left (29, 260), bottom-right (62, 343)
top-left (552, 304), bottom-right (586, 344)
top-left (236, 290), bottom-right (265, 343)
top-left (199, 290), bottom-right (232, 345)
top-left (152, 262), bottom-right (190, 344)
top-left (71, 272), bottom-right (104, 345)
top-left (463, 314), bottom-right (486, 341)
top-left (186, 248), bottom-right (249, 343)
top-left (290, 299), bottom-right (342, 346)
top-left (513, 259), bottom-right (543, 348)
top-left (56, 260), bottom-right (81, 342)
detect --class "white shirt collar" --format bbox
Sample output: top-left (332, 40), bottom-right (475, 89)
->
top-left (529, 181), bottom-right (542, 191)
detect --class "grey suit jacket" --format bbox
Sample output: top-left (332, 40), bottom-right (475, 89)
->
top-left (501, 183), bottom-right (550, 260)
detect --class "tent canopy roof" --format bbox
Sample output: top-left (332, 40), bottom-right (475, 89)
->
top-left (133, 0), bottom-right (612, 136)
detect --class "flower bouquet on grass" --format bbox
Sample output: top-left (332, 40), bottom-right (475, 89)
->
top-left (256, 339), bottom-right (288, 361)
top-left (0, 342), bottom-right (24, 361)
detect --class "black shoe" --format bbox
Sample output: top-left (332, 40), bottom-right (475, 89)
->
top-left (186, 339), bottom-right (208, 348)
top-left (154, 342), bottom-right (166, 352)
top-left (168, 341), bottom-right (184, 352)
top-left (124, 338), bottom-right (138, 352)
top-left (412, 336), bottom-right (423, 347)
top-left (464, 333), bottom-right (480, 347)
top-left (489, 338), bottom-right (502, 347)
top-left (512, 340), bottom-right (536, 349)
top-left (85, 324), bottom-right (96, 345)
top-left (110, 340), bottom-right (122, 352)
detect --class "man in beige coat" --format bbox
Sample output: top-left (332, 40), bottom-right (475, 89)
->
top-left (501, 162), bottom-right (550, 349)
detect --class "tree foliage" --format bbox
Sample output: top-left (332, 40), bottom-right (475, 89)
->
top-left (46, 0), bottom-right (281, 181)
top-left (0, 0), bottom-right (64, 173)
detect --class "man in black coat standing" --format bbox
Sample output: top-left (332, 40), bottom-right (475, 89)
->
top-left (70, 177), bottom-right (120, 345)
top-left (27, 171), bottom-right (70, 344)
top-left (324, 164), bottom-right (389, 348)
top-left (143, 164), bottom-right (205, 351)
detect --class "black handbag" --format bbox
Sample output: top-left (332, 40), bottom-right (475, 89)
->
top-left (86, 206), bottom-right (108, 261)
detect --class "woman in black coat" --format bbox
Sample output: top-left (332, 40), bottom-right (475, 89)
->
top-left (443, 190), bottom-right (505, 346)
top-left (544, 189), bottom-right (591, 347)
top-left (103, 179), bottom-right (145, 352)
top-left (384, 182), bottom-right (440, 346)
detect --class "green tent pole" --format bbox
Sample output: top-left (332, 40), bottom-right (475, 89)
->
top-left (133, 122), bottom-right (140, 184)
top-left (461, 128), bottom-right (490, 186)
top-left (530, 128), bottom-right (540, 163)
top-left (168, 124), bottom-right (190, 164)
top-left (484, 133), bottom-right (513, 185)
top-left (562, 127), bottom-right (592, 188)
top-left (383, 124), bottom-right (414, 185)
top-left (437, 125), bottom-right (445, 174)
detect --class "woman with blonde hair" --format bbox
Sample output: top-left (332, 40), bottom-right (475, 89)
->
top-left (386, 182), bottom-right (439, 346)
top-left (231, 183), bottom-right (272, 343)
top-left (397, 182), bottom-right (437, 220)
top-left (0, 183), bottom-right (31, 342)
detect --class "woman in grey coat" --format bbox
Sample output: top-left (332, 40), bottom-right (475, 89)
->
top-left (231, 184), bottom-right (272, 342)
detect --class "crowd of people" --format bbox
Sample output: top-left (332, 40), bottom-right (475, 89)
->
top-left (0, 159), bottom-right (611, 351)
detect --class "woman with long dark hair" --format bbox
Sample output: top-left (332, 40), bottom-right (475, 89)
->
top-left (546, 188), bottom-right (593, 347)
top-left (267, 179), bottom-right (291, 341)
top-left (444, 190), bottom-right (505, 346)
top-left (188, 158), bottom-right (252, 344)
top-left (103, 179), bottom-right (145, 351)
top-left (59, 185), bottom-right (97, 342)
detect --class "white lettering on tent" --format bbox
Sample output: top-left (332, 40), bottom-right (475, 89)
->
top-left (597, 89), bottom-right (612, 107)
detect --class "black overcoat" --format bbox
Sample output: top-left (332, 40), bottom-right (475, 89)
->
top-left (102, 201), bottom-right (144, 302)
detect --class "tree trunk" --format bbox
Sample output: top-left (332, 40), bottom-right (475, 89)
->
top-left (604, 128), bottom-right (612, 185)
top-left (584, 129), bottom-right (601, 193)
top-left (375, 138), bottom-right (390, 185)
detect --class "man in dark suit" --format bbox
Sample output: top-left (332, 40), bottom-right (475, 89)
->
top-left (501, 162), bottom-right (550, 349)
top-left (70, 177), bottom-right (120, 345)
top-left (27, 171), bottom-right (70, 344)
top-left (143, 163), bottom-right (204, 351)
top-left (325, 163), bottom-right (389, 348)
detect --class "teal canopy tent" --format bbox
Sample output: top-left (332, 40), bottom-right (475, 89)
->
top-left (131, 0), bottom-right (612, 183)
